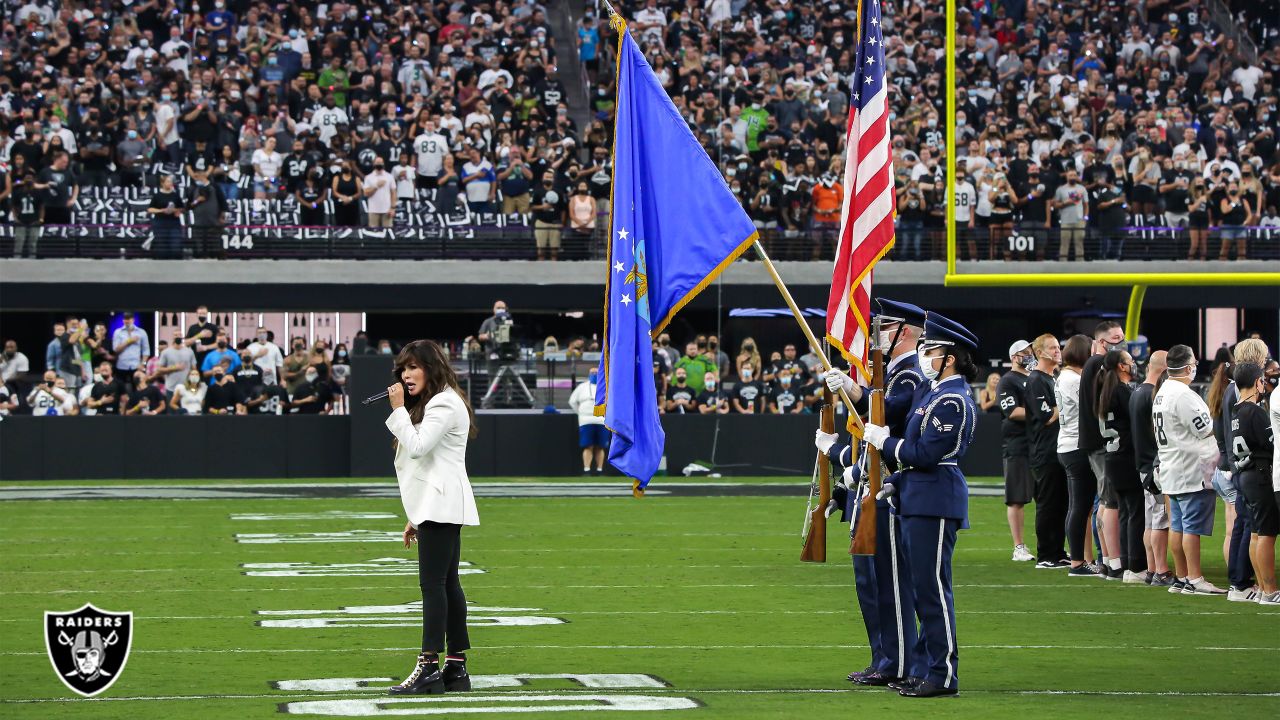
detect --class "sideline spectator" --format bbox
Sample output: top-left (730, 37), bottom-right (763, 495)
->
top-left (1, 340), bottom-right (30, 384)
top-left (364, 158), bottom-right (397, 228)
top-left (112, 312), bottom-right (151, 377)
top-left (568, 368), bottom-right (608, 475)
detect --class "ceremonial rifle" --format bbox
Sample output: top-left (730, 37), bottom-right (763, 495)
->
top-left (800, 387), bottom-right (835, 563)
top-left (850, 316), bottom-right (885, 556)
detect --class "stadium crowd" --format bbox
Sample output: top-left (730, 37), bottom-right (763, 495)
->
top-left (0, 0), bottom-right (1275, 261)
top-left (993, 324), bottom-right (1280, 604)
top-left (0, 307), bottom-right (353, 415)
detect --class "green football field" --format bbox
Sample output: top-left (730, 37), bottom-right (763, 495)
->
top-left (1, 478), bottom-right (1276, 719)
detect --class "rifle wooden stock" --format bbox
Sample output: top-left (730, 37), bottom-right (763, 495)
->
top-left (800, 388), bottom-right (836, 563)
top-left (849, 345), bottom-right (884, 556)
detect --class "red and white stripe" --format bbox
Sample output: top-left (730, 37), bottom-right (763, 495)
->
top-left (826, 69), bottom-right (896, 382)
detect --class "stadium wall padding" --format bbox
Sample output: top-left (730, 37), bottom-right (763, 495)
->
top-left (2, 366), bottom-right (1004, 480)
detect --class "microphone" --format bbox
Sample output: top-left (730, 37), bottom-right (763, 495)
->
top-left (362, 390), bottom-right (390, 405)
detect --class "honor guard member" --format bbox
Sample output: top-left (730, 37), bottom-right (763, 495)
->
top-left (814, 299), bottom-right (927, 687)
top-left (861, 312), bottom-right (979, 698)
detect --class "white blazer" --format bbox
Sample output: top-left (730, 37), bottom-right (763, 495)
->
top-left (385, 388), bottom-right (480, 527)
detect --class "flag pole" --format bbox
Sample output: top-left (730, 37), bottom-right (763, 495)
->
top-left (752, 241), bottom-right (865, 433)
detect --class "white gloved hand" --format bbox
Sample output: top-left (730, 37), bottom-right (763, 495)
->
top-left (842, 466), bottom-right (857, 486)
top-left (814, 429), bottom-right (837, 454)
top-left (863, 423), bottom-right (890, 450)
top-left (823, 368), bottom-right (855, 394)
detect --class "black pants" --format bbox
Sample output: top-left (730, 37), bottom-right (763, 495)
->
top-left (1031, 461), bottom-right (1068, 563)
top-left (1106, 455), bottom-right (1146, 572)
top-left (1059, 449), bottom-right (1097, 562)
top-left (416, 521), bottom-right (470, 655)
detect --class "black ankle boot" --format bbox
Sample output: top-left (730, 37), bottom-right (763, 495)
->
top-left (443, 656), bottom-right (471, 692)
top-left (388, 653), bottom-right (445, 695)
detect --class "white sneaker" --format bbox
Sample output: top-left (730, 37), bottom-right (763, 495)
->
top-left (1227, 586), bottom-right (1261, 603)
top-left (1121, 570), bottom-right (1147, 584)
top-left (1012, 545), bottom-right (1034, 562)
top-left (1184, 578), bottom-right (1228, 596)
top-left (1259, 591), bottom-right (1280, 606)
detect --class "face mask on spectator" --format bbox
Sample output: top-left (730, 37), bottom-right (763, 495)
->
top-left (188, 373), bottom-right (200, 384)
top-left (305, 370), bottom-right (319, 382)
top-left (380, 345), bottom-right (392, 355)
top-left (127, 130), bottom-right (138, 139)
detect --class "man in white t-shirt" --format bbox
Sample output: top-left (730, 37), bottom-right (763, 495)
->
top-left (1152, 344), bottom-right (1225, 596)
top-left (252, 136), bottom-right (284, 197)
top-left (413, 120), bottom-right (449, 189)
top-left (634, 0), bottom-right (667, 44)
top-left (461, 147), bottom-right (496, 213)
top-left (363, 158), bottom-right (397, 227)
top-left (393, 153), bottom-right (417, 208)
top-left (568, 368), bottom-right (609, 475)
top-left (247, 328), bottom-right (284, 386)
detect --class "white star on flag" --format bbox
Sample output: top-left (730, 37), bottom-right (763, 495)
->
top-left (614, 261), bottom-right (625, 273)
top-left (620, 294), bottom-right (632, 306)
top-left (617, 228), bottom-right (629, 241)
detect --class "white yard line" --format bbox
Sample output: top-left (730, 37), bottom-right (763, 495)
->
top-left (2, 687), bottom-right (1277, 704)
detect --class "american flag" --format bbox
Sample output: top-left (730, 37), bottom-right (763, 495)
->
top-left (826, 0), bottom-right (896, 382)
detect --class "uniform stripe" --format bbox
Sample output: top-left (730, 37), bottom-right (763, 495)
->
top-left (936, 518), bottom-right (956, 688)
top-left (888, 512), bottom-right (905, 674)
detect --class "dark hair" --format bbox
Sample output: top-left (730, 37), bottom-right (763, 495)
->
top-left (1096, 350), bottom-right (1130, 421)
top-left (1167, 344), bottom-right (1196, 376)
top-left (1206, 352), bottom-right (1233, 419)
top-left (1232, 361), bottom-right (1264, 391)
top-left (391, 340), bottom-right (478, 444)
top-left (1093, 320), bottom-right (1121, 339)
top-left (1061, 334), bottom-right (1092, 368)
top-left (943, 345), bottom-right (981, 383)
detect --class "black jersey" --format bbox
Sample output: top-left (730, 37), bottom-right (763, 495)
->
top-left (1231, 401), bottom-right (1274, 472)
top-left (1077, 354), bottom-right (1106, 452)
top-left (996, 371), bottom-right (1029, 458)
top-left (1100, 381), bottom-right (1135, 457)
top-left (1024, 369), bottom-right (1060, 467)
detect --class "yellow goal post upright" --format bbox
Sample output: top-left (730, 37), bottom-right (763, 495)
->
top-left (942, 0), bottom-right (1279, 340)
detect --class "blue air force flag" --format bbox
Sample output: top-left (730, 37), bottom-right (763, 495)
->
top-left (594, 22), bottom-right (759, 491)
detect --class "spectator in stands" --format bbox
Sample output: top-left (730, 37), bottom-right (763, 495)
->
top-left (567, 181), bottom-right (596, 245)
top-left (1, 340), bottom-right (30, 384)
top-left (531, 169), bottom-right (565, 261)
top-left (112, 312), bottom-right (151, 378)
top-left (247, 326), bottom-right (284, 387)
top-left (674, 341), bottom-right (715, 394)
top-left (200, 331), bottom-right (241, 381)
top-left (9, 169), bottom-right (43, 258)
top-left (1053, 169), bottom-right (1089, 261)
top-left (282, 337), bottom-right (311, 395)
top-left (123, 369), bottom-right (166, 415)
top-left (34, 150), bottom-right (77, 227)
top-left (733, 362), bottom-right (766, 414)
top-left (462, 146), bottom-right (496, 214)
top-left (331, 161), bottom-right (363, 227)
top-left (665, 367), bottom-right (699, 414)
top-left (157, 332), bottom-right (197, 397)
top-left (735, 338), bottom-right (762, 380)
top-left (697, 371), bottom-right (730, 415)
top-left (288, 363), bottom-right (331, 415)
top-left (28, 371), bottom-right (76, 416)
top-left (170, 369), bottom-right (207, 415)
top-left (83, 361), bottom-right (125, 416)
top-left (148, 174), bottom-right (185, 259)
top-left (364, 158), bottom-right (397, 228)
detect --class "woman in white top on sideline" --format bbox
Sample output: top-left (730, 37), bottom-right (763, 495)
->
top-left (383, 340), bottom-right (479, 695)
top-left (1056, 334), bottom-right (1100, 576)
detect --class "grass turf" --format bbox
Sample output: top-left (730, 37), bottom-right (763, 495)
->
top-left (0, 480), bottom-right (1275, 719)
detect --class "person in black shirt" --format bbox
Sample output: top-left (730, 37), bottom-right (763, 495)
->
top-left (10, 170), bottom-right (43, 258)
top-left (998, 340), bottom-right (1036, 561)
top-left (289, 368), bottom-right (331, 414)
top-left (1230, 362), bottom-right (1277, 602)
top-left (185, 306), bottom-right (220, 367)
top-left (35, 151), bottom-right (78, 225)
top-left (1091, 180), bottom-right (1128, 259)
top-left (185, 139), bottom-right (216, 184)
top-left (149, 173), bottom-right (185, 259)
top-left (696, 372), bottom-right (730, 414)
top-left (1130, 350), bottom-right (1172, 584)
top-left (769, 369), bottom-right (803, 414)
top-left (1080, 321), bottom-right (1123, 574)
top-left (204, 364), bottom-right (241, 415)
top-left (85, 361), bottom-right (126, 415)
top-left (733, 365), bottom-right (767, 414)
top-left (1097, 351), bottom-right (1146, 579)
top-left (297, 172), bottom-right (328, 226)
top-left (254, 382), bottom-right (290, 415)
top-left (1025, 334), bottom-right (1068, 567)
top-left (765, 344), bottom-right (806, 384)
top-left (664, 368), bottom-right (699, 414)
top-left (123, 369), bottom-right (166, 415)
top-left (1018, 166), bottom-right (1049, 260)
